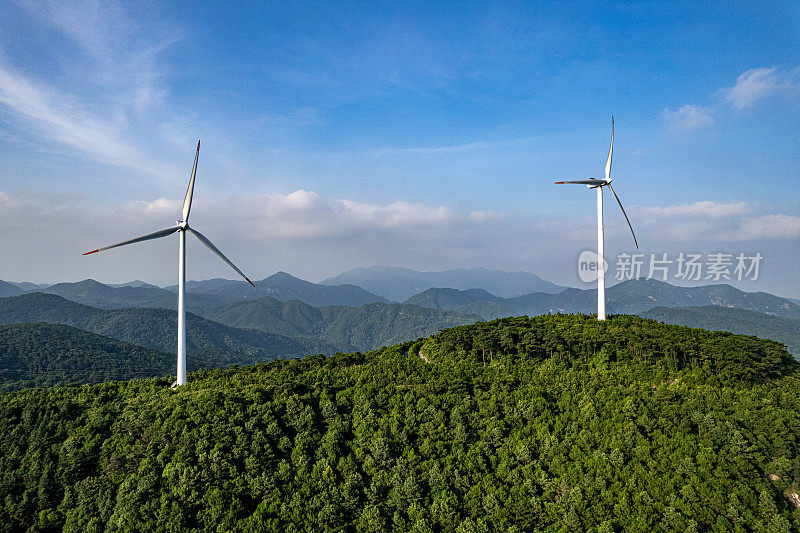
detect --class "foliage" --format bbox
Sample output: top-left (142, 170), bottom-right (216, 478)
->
top-left (0, 323), bottom-right (175, 391)
top-left (643, 306), bottom-right (800, 358)
top-left (1, 314), bottom-right (799, 531)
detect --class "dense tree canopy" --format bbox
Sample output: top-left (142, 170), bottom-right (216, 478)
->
top-left (1, 314), bottom-right (799, 531)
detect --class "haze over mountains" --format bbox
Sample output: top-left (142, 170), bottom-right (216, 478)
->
top-left (321, 265), bottom-right (565, 301)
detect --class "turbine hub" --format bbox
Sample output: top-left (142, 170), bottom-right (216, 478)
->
top-left (178, 220), bottom-right (188, 230)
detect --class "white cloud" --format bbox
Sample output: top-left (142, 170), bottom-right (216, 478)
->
top-left (637, 201), bottom-right (799, 242)
top-left (723, 67), bottom-right (800, 110)
top-left (638, 201), bottom-right (749, 219)
top-left (222, 191), bottom-right (456, 240)
top-left (469, 210), bottom-right (505, 222)
top-left (734, 214), bottom-right (800, 240)
top-left (661, 67), bottom-right (800, 130)
top-left (0, 188), bottom-right (539, 283)
top-left (661, 105), bottom-right (714, 132)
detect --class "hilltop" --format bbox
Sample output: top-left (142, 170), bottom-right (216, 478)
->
top-left (1, 315), bottom-right (799, 531)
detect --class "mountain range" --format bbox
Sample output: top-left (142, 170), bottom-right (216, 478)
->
top-left (3, 270), bottom-right (800, 370)
top-left (320, 265), bottom-right (565, 301)
top-left (166, 271), bottom-right (389, 307)
top-left (405, 278), bottom-right (800, 320)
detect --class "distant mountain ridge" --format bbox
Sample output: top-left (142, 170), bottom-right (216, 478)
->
top-left (320, 266), bottom-right (565, 301)
top-left (38, 279), bottom-right (224, 311)
top-left (405, 279), bottom-right (800, 320)
top-left (0, 281), bottom-right (23, 298)
top-left (167, 271), bottom-right (389, 307)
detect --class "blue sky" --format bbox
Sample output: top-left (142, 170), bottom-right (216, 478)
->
top-left (1, 1), bottom-right (799, 297)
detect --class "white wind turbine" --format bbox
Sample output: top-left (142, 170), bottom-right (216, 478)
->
top-left (83, 141), bottom-right (255, 386)
top-left (555, 118), bottom-right (638, 320)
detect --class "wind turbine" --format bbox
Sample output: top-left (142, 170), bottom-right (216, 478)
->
top-left (555, 118), bottom-right (638, 321)
top-left (83, 141), bottom-right (255, 386)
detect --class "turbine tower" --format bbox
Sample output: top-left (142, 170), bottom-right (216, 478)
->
top-left (83, 141), bottom-right (255, 386)
top-left (555, 118), bottom-right (638, 320)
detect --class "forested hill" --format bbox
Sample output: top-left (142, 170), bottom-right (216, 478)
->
top-left (2, 315), bottom-right (800, 531)
top-left (0, 323), bottom-right (174, 391)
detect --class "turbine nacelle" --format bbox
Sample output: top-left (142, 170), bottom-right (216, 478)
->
top-left (586, 178), bottom-right (611, 189)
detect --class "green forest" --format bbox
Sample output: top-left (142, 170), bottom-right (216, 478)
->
top-left (1, 314), bottom-right (800, 531)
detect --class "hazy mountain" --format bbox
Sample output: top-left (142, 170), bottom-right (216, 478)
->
top-left (0, 293), bottom-right (332, 364)
top-left (37, 279), bottom-right (225, 310)
top-left (0, 322), bottom-right (175, 391)
top-left (204, 295), bottom-right (482, 352)
top-left (170, 271), bottom-right (388, 307)
top-left (641, 306), bottom-right (800, 357)
top-left (320, 265), bottom-right (565, 301)
top-left (405, 288), bottom-right (514, 319)
top-left (8, 281), bottom-right (50, 291)
top-left (108, 280), bottom-right (161, 289)
top-left (405, 279), bottom-right (800, 320)
top-left (0, 281), bottom-right (24, 298)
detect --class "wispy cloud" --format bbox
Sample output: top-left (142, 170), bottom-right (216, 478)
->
top-left (638, 201), bottom-right (749, 218)
top-left (661, 66), bottom-right (800, 131)
top-left (661, 105), bottom-right (714, 132)
top-left (0, 66), bottom-right (177, 178)
top-left (15, 0), bottom-right (179, 111)
top-left (722, 67), bottom-right (800, 110)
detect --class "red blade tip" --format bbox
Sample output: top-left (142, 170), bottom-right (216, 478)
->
top-left (82, 249), bottom-right (99, 255)
top-left (246, 277), bottom-right (255, 287)
top-left (555, 181), bottom-right (565, 184)
top-left (196, 140), bottom-right (200, 150)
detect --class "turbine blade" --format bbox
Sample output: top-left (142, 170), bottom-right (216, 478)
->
top-left (605, 116), bottom-right (614, 181)
top-left (607, 183), bottom-right (638, 249)
top-left (187, 227), bottom-right (255, 286)
top-left (181, 140), bottom-right (200, 222)
top-left (555, 179), bottom-right (605, 185)
top-left (83, 226), bottom-right (179, 255)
